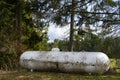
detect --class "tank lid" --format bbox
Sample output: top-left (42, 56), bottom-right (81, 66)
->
top-left (51, 48), bottom-right (60, 52)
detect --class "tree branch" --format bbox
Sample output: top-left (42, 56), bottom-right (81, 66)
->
top-left (77, 11), bottom-right (120, 15)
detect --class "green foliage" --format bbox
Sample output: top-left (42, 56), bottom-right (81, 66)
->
top-left (72, 29), bottom-right (102, 51)
top-left (0, 53), bottom-right (19, 70)
top-left (21, 27), bottom-right (49, 50)
top-left (57, 35), bottom-right (120, 58)
top-left (105, 0), bottom-right (116, 6)
top-left (26, 31), bottom-right (43, 48)
top-left (110, 59), bottom-right (116, 69)
top-left (58, 40), bottom-right (69, 51)
top-left (0, 0), bottom-right (50, 71)
top-left (100, 37), bottom-right (120, 58)
top-left (34, 41), bottom-right (50, 51)
top-left (0, 0), bottom-right (13, 30)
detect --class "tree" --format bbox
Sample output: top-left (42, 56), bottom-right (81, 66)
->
top-left (69, 0), bottom-right (75, 51)
top-left (46, 0), bottom-right (120, 51)
top-left (0, 0), bottom-right (52, 70)
top-left (0, 0), bottom-right (50, 53)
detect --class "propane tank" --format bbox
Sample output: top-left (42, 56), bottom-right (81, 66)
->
top-left (20, 49), bottom-right (110, 73)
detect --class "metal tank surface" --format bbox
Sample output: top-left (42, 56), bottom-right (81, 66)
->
top-left (20, 49), bottom-right (110, 73)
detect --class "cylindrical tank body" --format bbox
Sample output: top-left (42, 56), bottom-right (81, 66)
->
top-left (20, 51), bottom-right (110, 73)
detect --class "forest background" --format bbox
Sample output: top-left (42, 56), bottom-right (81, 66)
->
top-left (0, 0), bottom-right (120, 71)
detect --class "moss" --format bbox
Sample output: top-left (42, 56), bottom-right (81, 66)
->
top-left (110, 59), bottom-right (116, 68)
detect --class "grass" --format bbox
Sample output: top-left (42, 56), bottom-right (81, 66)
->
top-left (0, 71), bottom-right (120, 80)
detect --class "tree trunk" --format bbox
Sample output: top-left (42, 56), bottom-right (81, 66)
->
top-left (15, 0), bottom-right (22, 54)
top-left (17, 0), bottom-right (22, 39)
top-left (68, 0), bottom-right (75, 51)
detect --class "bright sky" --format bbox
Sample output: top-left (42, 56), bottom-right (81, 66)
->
top-left (47, 23), bottom-right (70, 43)
top-left (47, 23), bottom-right (100, 43)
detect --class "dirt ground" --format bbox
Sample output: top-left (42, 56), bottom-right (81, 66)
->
top-left (0, 70), bottom-right (120, 80)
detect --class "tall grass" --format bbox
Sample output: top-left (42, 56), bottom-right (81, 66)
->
top-left (0, 53), bottom-right (20, 71)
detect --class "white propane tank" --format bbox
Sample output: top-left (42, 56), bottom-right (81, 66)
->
top-left (20, 50), bottom-right (110, 73)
